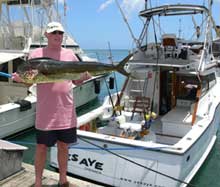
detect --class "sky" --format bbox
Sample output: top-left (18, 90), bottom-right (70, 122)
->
top-left (59, 0), bottom-right (220, 49)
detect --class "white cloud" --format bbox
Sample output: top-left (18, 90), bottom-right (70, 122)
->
top-left (98, 0), bottom-right (144, 17)
top-left (121, 0), bottom-right (143, 17)
top-left (98, 0), bottom-right (114, 12)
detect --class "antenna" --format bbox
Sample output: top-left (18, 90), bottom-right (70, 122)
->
top-left (145, 0), bottom-right (148, 9)
top-left (64, 0), bottom-right (67, 17)
top-left (178, 19), bottom-right (182, 38)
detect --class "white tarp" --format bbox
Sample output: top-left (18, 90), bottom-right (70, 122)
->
top-left (0, 51), bottom-right (25, 65)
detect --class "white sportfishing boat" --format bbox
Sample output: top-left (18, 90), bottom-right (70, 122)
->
top-left (50, 1), bottom-right (220, 187)
top-left (0, 0), bottom-right (106, 138)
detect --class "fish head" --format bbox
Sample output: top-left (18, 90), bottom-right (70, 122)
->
top-left (16, 62), bottom-right (39, 80)
top-left (17, 58), bottom-right (50, 73)
top-left (16, 58), bottom-right (46, 81)
top-left (17, 60), bottom-right (34, 74)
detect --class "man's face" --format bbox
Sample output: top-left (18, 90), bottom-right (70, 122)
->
top-left (46, 31), bottom-right (64, 47)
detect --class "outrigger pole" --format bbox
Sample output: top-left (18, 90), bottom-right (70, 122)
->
top-left (114, 0), bottom-right (140, 48)
top-left (210, 14), bottom-right (220, 38)
top-left (206, 0), bottom-right (220, 37)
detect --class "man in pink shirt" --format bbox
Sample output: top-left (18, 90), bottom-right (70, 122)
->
top-left (13, 22), bottom-right (91, 187)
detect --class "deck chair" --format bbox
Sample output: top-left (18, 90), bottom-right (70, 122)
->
top-left (131, 96), bottom-right (151, 120)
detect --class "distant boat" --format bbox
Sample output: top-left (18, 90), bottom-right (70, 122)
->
top-left (0, 0), bottom-right (106, 138)
top-left (50, 1), bottom-right (220, 187)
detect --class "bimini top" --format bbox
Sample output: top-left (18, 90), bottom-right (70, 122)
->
top-left (139, 4), bottom-right (209, 18)
top-left (0, 51), bottom-right (26, 65)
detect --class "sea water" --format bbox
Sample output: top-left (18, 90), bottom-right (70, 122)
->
top-left (6, 49), bottom-right (220, 187)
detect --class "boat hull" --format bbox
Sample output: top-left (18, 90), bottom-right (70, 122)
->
top-left (73, 76), bottom-right (103, 108)
top-left (50, 103), bottom-right (219, 187)
top-left (0, 102), bottom-right (36, 138)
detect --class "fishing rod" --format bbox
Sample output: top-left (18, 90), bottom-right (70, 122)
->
top-left (149, 0), bottom-right (159, 113)
top-left (108, 42), bottom-right (122, 115)
top-left (104, 77), bottom-right (116, 117)
top-left (94, 51), bottom-right (116, 117)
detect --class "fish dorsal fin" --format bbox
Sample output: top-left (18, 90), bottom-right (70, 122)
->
top-left (28, 57), bottom-right (53, 62)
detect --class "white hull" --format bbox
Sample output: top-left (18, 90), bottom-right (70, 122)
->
top-left (50, 102), bottom-right (219, 187)
top-left (73, 76), bottom-right (103, 108)
top-left (0, 97), bottom-right (36, 138)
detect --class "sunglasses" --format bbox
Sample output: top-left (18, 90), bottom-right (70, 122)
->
top-left (51, 31), bottom-right (64, 35)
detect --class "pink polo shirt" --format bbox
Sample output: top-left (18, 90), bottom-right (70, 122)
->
top-left (29, 47), bottom-right (78, 130)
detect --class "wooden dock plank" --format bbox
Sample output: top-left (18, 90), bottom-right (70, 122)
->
top-left (0, 163), bottom-right (104, 187)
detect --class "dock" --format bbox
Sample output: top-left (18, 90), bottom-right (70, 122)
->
top-left (0, 163), bottom-right (104, 187)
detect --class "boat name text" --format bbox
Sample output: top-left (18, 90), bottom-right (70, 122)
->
top-left (68, 154), bottom-right (103, 171)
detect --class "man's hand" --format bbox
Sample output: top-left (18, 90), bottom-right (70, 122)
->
top-left (80, 71), bottom-right (92, 81)
top-left (72, 71), bottom-right (92, 85)
top-left (12, 72), bottom-right (23, 83)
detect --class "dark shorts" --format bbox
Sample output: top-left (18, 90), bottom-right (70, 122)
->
top-left (35, 127), bottom-right (77, 147)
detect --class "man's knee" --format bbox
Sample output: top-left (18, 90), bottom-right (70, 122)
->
top-left (57, 140), bottom-right (68, 151)
top-left (36, 144), bottom-right (48, 153)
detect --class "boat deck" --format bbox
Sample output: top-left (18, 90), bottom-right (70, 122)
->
top-left (96, 108), bottom-right (190, 145)
top-left (0, 163), bottom-right (103, 187)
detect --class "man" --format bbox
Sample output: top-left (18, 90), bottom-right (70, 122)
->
top-left (13, 21), bottom-right (91, 187)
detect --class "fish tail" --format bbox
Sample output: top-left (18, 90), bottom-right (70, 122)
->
top-left (116, 53), bottom-right (132, 77)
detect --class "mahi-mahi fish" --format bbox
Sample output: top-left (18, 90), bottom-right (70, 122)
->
top-left (16, 54), bottom-right (132, 84)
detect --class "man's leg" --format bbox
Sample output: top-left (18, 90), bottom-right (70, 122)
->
top-left (34, 144), bottom-right (47, 187)
top-left (57, 140), bottom-right (69, 184)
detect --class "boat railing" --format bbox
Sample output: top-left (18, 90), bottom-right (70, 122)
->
top-left (0, 35), bottom-right (27, 51)
top-left (133, 37), bottom-right (205, 64)
top-left (0, 22), bottom-right (31, 51)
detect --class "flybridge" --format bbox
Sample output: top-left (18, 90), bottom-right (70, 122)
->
top-left (139, 4), bottom-right (209, 18)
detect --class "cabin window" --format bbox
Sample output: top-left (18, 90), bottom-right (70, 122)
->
top-left (212, 41), bottom-right (220, 57)
top-left (159, 70), bottom-right (199, 115)
top-left (0, 63), bottom-right (8, 81)
top-left (176, 75), bottom-right (199, 101)
top-left (201, 73), bottom-right (216, 95)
